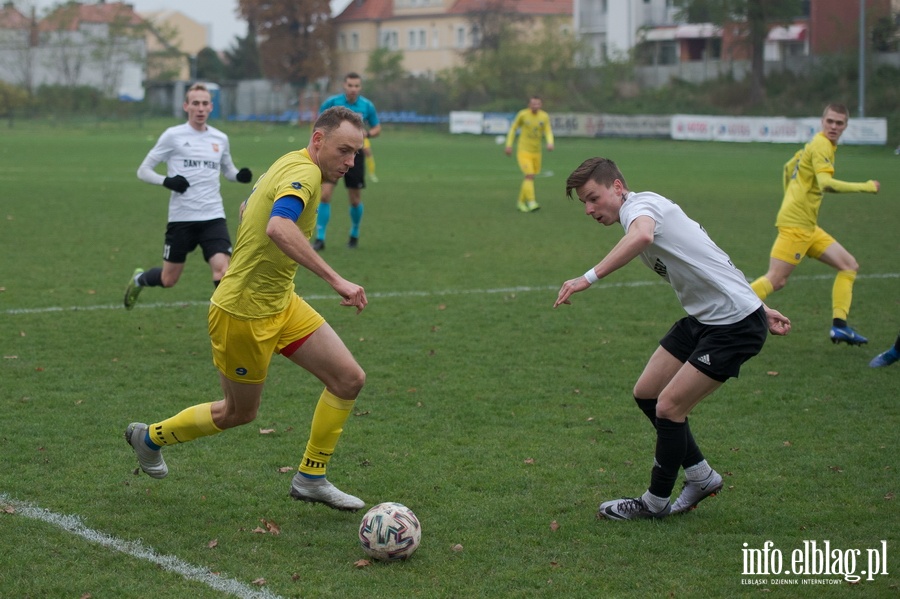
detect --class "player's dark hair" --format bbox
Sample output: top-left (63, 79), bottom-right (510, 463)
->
top-left (565, 157), bottom-right (628, 199)
top-left (345, 72), bottom-right (362, 81)
top-left (823, 103), bottom-right (849, 118)
top-left (315, 106), bottom-right (364, 134)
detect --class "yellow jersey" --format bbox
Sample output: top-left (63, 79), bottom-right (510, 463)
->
top-left (776, 132), bottom-right (877, 229)
top-left (505, 109), bottom-right (554, 154)
top-left (211, 149), bottom-right (321, 319)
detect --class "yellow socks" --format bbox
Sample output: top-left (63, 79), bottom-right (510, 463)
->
top-left (299, 390), bottom-right (355, 477)
top-left (149, 402), bottom-right (221, 447)
top-left (750, 276), bottom-right (774, 300)
top-left (520, 179), bottom-right (535, 203)
top-left (833, 270), bottom-right (856, 320)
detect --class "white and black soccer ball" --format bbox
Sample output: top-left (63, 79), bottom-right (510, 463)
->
top-left (358, 502), bottom-right (421, 561)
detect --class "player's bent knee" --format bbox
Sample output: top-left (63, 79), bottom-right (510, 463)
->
top-left (333, 367), bottom-right (365, 399)
top-left (768, 276), bottom-right (788, 291)
top-left (219, 406), bottom-right (258, 429)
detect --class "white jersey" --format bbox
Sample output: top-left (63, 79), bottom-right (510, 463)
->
top-left (619, 191), bottom-right (761, 325)
top-left (137, 122), bottom-right (240, 222)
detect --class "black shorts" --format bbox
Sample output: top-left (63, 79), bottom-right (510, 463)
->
top-left (342, 151), bottom-right (366, 189)
top-left (659, 305), bottom-right (768, 382)
top-left (163, 219), bottom-right (232, 264)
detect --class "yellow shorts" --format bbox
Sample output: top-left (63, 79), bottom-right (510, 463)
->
top-left (770, 226), bottom-right (836, 265)
top-left (208, 294), bottom-right (326, 384)
top-left (517, 151), bottom-right (542, 176)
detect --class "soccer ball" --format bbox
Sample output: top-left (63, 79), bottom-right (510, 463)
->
top-left (358, 502), bottom-right (421, 561)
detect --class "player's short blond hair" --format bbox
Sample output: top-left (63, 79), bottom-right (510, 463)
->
top-left (823, 103), bottom-right (849, 118)
top-left (185, 83), bottom-right (210, 102)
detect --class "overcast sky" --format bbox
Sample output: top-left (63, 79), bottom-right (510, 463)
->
top-left (25, 0), bottom-right (353, 51)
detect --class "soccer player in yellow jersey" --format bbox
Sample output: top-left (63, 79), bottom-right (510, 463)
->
top-left (505, 96), bottom-right (554, 212)
top-left (125, 107), bottom-right (370, 511)
top-left (750, 103), bottom-right (880, 346)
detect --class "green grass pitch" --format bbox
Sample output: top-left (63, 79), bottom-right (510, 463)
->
top-left (0, 120), bottom-right (898, 598)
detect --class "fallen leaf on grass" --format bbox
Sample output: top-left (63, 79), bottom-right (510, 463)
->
top-left (524, 458), bottom-right (535, 465)
top-left (766, 371), bottom-right (779, 376)
top-left (354, 559), bottom-right (371, 568)
top-left (261, 518), bottom-right (281, 535)
top-left (259, 428), bottom-right (276, 435)
top-left (252, 578), bottom-right (266, 586)
top-left (550, 520), bottom-right (560, 532)
top-left (828, 466), bottom-right (844, 473)
top-left (451, 544), bottom-right (464, 552)
top-left (2, 505), bottom-right (15, 514)
top-left (277, 466), bottom-right (294, 473)
top-left (783, 441), bottom-right (792, 447)
top-left (291, 573), bottom-right (301, 581)
top-left (884, 492), bottom-right (895, 501)
top-left (207, 539), bottom-right (218, 549)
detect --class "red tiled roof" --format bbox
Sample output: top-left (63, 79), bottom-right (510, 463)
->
top-left (336, 0), bottom-right (395, 21)
top-left (0, 5), bottom-right (30, 29)
top-left (41, 1), bottom-right (143, 32)
top-left (448, 0), bottom-right (571, 16)
top-left (336, 0), bottom-right (572, 21)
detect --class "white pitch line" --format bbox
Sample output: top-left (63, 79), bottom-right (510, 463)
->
top-left (3, 273), bottom-right (898, 316)
top-left (0, 493), bottom-right (284, 599)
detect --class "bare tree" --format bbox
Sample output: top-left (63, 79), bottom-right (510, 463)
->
top-left (238, 0), bottom-right (333, 85)
top-left (676, 0), bottom-right (802, 104)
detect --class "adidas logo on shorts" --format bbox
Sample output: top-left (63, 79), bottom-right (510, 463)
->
top-left (697, 354), bottom-right (711, 366)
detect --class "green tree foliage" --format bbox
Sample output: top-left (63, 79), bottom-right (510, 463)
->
top-left (871, 16), bottom-right (898, 52)
top-left (674, 0), bottom-right (802, 105)
top-left (367, 48), bottom-right (405, 83)
top-left (223, 28), bottom-right (262, 80)
top-left (238, 0), bottom-right (332, 85)
top-left (0, 81), bottom-right (29, 115)
top-left (440, 15), bottom-right (587, 112)
top-left (195, 47), bottom-right (227, 82)
top-left (362, 49), bottom-right (453, 115)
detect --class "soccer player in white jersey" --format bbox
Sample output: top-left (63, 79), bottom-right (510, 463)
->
top-left (554, 157), bottom-right (791, 521)
top-left (124, 83), bottom-right (253, 309)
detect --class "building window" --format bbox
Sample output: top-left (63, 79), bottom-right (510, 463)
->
top-left (351, 32), bottom-right (359, 51)
top-left (380, 30), bottom-right (399, 50)
top-left (455, 25), bottom-right (466, 48)
top-left (408, 28), bottom-right (426, 50)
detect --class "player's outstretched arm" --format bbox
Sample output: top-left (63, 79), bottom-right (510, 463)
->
top-left (554, 216), bottom-right (654, 308)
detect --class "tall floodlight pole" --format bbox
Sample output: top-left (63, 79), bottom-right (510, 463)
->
top-left (858, 0), bottom-right (866, 118)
